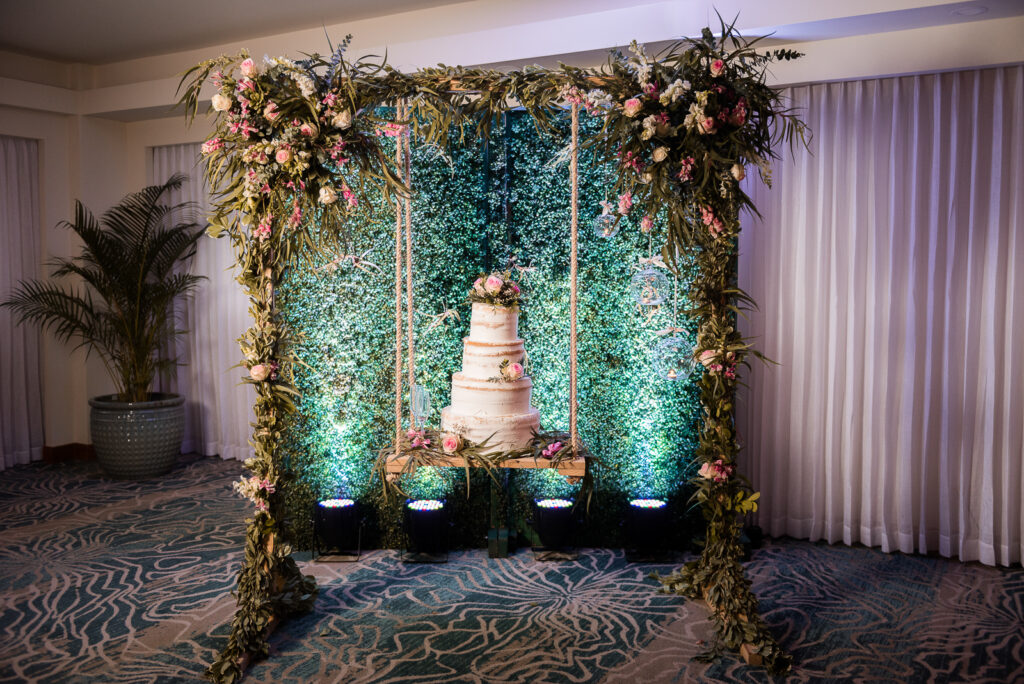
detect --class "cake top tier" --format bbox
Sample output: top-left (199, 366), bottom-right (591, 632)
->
top-left (468, 302), bottom-right (518, 343)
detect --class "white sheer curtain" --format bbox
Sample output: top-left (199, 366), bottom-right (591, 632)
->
top-left (0, 135), bottom-right (45, 470)
top-left (738, 65), bottom-right (1024, 566)
top-left (151, 143), bottom-right (253, 460)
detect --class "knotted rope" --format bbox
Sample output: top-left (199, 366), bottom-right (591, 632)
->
top-left (569, 102), bottom-right (580, 455)
top-left (402, 104), bottom-right (416, 392)
top-left (393, 101), bottom-right (406, 450)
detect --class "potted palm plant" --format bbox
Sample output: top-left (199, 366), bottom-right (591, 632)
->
top-left (2, 174), bottom-right (205, 479)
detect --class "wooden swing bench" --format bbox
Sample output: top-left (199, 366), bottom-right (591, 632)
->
top-left (382, 452), bottom-right (587, 479)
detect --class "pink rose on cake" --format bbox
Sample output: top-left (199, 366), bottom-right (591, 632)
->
top-left (484, 275), bottom-right (504, 293)
top-left (440, 433), bottom-right (462, 453)
top-left (502, 362), bottom-right (524, 381)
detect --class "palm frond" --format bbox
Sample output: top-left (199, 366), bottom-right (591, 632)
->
top-left (2, 173), bottom-right (205, 402)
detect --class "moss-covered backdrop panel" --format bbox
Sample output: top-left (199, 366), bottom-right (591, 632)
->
top-left (280, 110), bottom-right (700, 549)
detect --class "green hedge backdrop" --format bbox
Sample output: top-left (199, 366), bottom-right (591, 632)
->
top-left (279, 110), bottom-right (701, 550)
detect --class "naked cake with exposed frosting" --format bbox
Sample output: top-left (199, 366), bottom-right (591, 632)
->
top-left (440, 273), bottom-right (539, 451)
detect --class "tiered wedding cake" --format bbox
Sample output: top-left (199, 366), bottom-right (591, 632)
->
top-left (440, 300), bottom-right (540, 452)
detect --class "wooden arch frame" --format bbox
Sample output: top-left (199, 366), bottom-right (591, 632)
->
top-left (178, 19), bottom-right (806, 682)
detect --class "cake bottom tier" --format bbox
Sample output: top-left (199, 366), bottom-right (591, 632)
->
top-left (440, 406), bottom-right (540, 453)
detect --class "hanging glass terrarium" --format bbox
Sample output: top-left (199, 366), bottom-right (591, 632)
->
top-left (652, 335), bottom-right (695, 380)
top-left (593, 213), bottom-right (619, 239)
top-left (629, 268), bottom-right (670, 306)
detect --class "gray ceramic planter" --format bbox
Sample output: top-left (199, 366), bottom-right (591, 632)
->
top-left (89, 393), bottom-right (184, 479)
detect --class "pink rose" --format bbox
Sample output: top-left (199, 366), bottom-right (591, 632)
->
top-left (406, 428), bottom-right (430, 448)
top-left (640, 215), bottom-right (654, 234)
top-left (299, 123), bottom-right (315, 136)
top-left (484, 275), bottom-right (503, 294)
top-left (250, 364), bottom-right (270, 381)
top-left (541, 441), bottom-right (563, 459)
top-left (699, 462), bottom-right (714, 479)
top-left (263, 102), bottom-right (280, 121)
top-left (699, 116), bottom-right (717, 134)
top-left (275, 147), bottom-right (292, 164)
top-left (506, 362), bottom-right (524, 380)
top-left (240, 58), bottom-right (257, 78)
top-left (473, 277), bottom-right (485, 294)
top-left (710, 59), bottom-right (725, 77)
top-left (698, 350), bottom-right (717, 367)
top-left (623, 97), bottom-right (643, 118)
top-left (617, 192), bottom-right (633, 215)
top-left (441, 433), bottom-right (461, 453)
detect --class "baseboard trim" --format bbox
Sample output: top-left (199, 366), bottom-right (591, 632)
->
top-left (42, 443), bottom-right (96, 462)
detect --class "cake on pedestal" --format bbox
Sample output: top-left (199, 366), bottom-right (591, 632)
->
top-left (440, 301), bottom-right (540, 451)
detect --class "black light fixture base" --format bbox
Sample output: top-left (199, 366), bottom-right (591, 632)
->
top-left (312, 501), bottom-right (363, 562)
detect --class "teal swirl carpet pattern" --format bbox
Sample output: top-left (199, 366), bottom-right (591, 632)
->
top-left (1, 456), bottom-right (1022, 682)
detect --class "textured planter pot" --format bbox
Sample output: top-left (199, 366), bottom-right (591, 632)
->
top-left (89, 393), bottom-right (184, 479)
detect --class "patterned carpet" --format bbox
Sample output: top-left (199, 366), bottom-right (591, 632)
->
top-left (1, 457), bottom-right (1022, 683)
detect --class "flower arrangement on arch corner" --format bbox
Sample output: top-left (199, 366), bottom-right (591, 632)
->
top-left (468, 271), bottom-right (522, 309)
top-left (562, 17), bottom-right (805, 262)
top-left (178, 40), bottom-right (411, 253)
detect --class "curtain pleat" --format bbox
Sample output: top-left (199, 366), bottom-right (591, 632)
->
top-left (739, 65), bottom-right (1024, 566)
top-left (150, 144), bottom-right (253, 461)
top-left (0, 135), bottom-right (45, 470)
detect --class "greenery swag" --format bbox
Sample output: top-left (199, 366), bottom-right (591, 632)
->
top-left (179, 17), bottom-right (805, 681)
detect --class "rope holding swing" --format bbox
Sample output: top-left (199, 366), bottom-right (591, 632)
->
top-left (393, 100), bottom-right (406, 451)
top-left (569, 101), bottom-right (580, 456)
top-left (402, 103), bottom-right (416, 392)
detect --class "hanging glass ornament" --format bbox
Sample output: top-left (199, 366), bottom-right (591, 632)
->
top-left (629, 267), bottom-right (670, 306)
top-left (411, 383), bottom-right (432, 427)
top-left (652, 335), bottom-right (695, 380)
top-left (593, 213), bottom-right (619, 239)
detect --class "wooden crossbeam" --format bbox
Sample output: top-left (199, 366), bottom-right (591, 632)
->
top-left (384, 453), bottom-right (586, 479)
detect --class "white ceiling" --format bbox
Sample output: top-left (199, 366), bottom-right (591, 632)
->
top-left (0, 0), bottom-right (1022, 66)
top-left (0, 0), bottom-right (464, 64)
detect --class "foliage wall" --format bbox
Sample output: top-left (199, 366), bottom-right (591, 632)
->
top-left (278, 110), bottom-right (700, 549)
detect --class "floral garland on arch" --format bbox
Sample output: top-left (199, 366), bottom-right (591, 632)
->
top-left (178, 17), bottom-right (805, 682)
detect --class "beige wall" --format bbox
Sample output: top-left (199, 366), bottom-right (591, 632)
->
top-left (2, 5), bottom-right (1022, 446)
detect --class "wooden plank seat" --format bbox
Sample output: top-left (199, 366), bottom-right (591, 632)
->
top-left (383, 452), bottom-right (587, 480)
